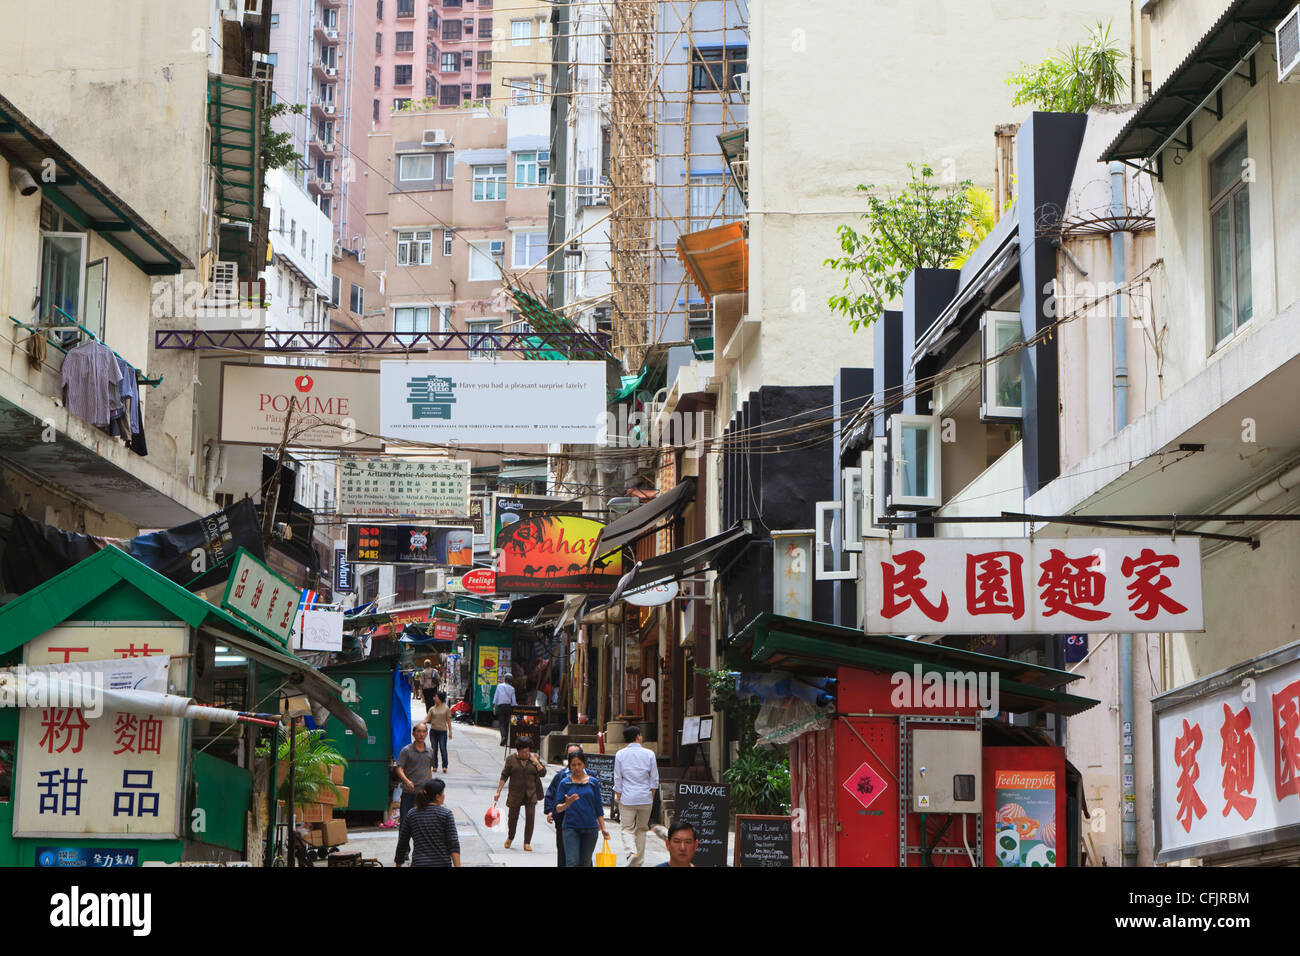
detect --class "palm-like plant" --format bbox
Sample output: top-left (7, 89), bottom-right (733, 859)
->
top-left (950, 186), bottom-right (998, 268)
top-left (257, 727), bottom-right (348, 808)
top-left (1008, 21), bottom-right (1128, 113)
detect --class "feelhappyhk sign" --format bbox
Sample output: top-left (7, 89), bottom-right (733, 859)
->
top-left (862, 537), bottom-right (1203, 635)
top-left (379, 360), bottom-right (607, 443)
top-left (219, 363), bottom-right (380, 450)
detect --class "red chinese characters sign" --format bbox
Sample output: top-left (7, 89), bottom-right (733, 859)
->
top-left (1156, 657), bottom-right (1300, 862)
top-left (863, 537), bottom-right (1203, 635)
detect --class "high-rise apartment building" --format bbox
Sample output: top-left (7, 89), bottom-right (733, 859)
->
top-left (269, 0), bottom-right (374, 254)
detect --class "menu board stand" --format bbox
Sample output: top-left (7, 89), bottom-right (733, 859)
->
top-left (733, 814), bottom-right (794, 867)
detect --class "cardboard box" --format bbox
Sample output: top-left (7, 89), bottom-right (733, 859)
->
top-left (315, 819), bottom-right (347, 847)
top-left (329, 764), bottom-right (346, 786)
top-left (335, 786), bottom-right (350, 809)
top-left (295, 803), bottom-right (327, 824)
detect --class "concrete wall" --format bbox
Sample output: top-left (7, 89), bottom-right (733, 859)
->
top-left (490, 0), bottom-right (552, 117)
top-left (745, 0), bottom-right (1142, 398)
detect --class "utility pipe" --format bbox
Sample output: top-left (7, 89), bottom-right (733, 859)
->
top-left (1112, 162), bottom-right (1138, 867)
top-left (1195, 462), bottom-right (1300, 536)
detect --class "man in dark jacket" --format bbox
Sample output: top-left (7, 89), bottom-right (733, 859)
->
top-left (544, 743), bottom-right (584, 866)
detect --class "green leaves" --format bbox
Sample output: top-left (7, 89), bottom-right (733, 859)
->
top-left (262, 102), bottom-right (307, 173)
top-left (1007, 20), bottom-right (1128, 113)
top-left (723, 748), bottom-right (791, 816)
top-left (256, 727), bottom-right (348, 809)
top-left (825, 164), bottom-right (974, 332)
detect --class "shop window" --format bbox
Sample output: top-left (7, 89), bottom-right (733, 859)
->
top-left (980, 310), bottom-right (1023, 420)
top-left (888, 414), bottom-right (941, 509)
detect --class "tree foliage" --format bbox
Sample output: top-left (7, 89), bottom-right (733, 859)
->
top-left (697, 668), bottom-right (791, 815)
top-left (262, 101), bottom-right (307, 173)
top-left (825, 164), bottom-right (973, 332)
top-left (256, 727), bottom-right (347, 808)
top-left (1007, 20), bottom-right (1128, 113)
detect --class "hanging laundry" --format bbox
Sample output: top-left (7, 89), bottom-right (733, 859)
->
top-left (107, 354), bottom-right (148, 456)
top-left (60, 339), bottom-right (121, 427)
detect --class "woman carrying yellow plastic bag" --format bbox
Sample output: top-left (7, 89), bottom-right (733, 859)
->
top-left (555, 750), bottom-right (611, 866)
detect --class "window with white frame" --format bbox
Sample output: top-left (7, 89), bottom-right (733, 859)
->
top-left (860, 446), bottom-right (889, 538)
top-left (349, 282), bottom-right (364, 314)
top-left (688, 173), bottom-right (744, 231)
top-left (980, 310), bottom-right (1022, 420)
top-left (331, 274), bottom-right (341, 306)
top-left (398, 153), bottom-right (436, 181)
top-left (509, 80), bottom-right (531, 106)
top-left (1210, 131), bottom-right (1252, 346)
top-left (510, 19), bottom-right (531, 45)
top-left (472, 164), bottom-right (506, 201)
top-left (443, 228), bottom-right (454, 256)
top-left (39, 231), bottom-right (88, 326)
top-left (468, 318), bottom-right (502, 359)
top-left (441, 52), bottom-right (460, 73)
top-left (514, 150), bottom-right (549, 187)
top-left (888, 414), bottom-right (941, 508)
top-left (396, 229), bottom-right (434, 265)
top-left (443, 152), bottom-right (455, 181)
top-left (467, 240), bottom-right (504, 281)
top-left (394, 305), bottom-right (431, 344)
top-left (513, 231), bottom-right (546, 268)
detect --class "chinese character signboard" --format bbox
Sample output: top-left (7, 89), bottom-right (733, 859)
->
top-left (1154, 654), bottom-right (1300, 862)
top-left (219, 363), bottom-right (381, 450)
top-left (862, 537), bottom-right (1203, 635)
top-left (346, 524), bottom-right (473, 566)
top-left (495, 515), bottom-right (622, 594)
top-left (380, 360), bottom-right (607, 444)
top-left (338, 458), bottom-right (470, 518)
top-left (14, 625), bottom-right (186, 839)
top-left (220, 548), bottom-right (299, 647)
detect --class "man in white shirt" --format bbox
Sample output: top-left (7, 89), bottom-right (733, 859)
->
top-left (613, 725), bottom-right (659, 866)
top-left (493, 677), bottom-right (517, 746)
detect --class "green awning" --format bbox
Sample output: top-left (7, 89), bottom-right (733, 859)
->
top-left (732, 613), bottom-right (1098, 717)
top-left (612, 367), bottom-right (648, 403)
top-left (209, 73), bottom-right (263, 224)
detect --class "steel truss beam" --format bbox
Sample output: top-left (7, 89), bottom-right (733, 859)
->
top-left (153, 328), bottom-right (612, 355)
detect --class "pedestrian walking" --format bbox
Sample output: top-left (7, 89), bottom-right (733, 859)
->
top-left (544, 743), bottom-right (584, 866)
top-left (395, 779), bottom-right (461, 867)
top-left (654, 820), bottom-right (699, 868)
top-left (613, 725), bottom-right (659, 866)
top-left (394, 723), bottom-right (435, 862)
top-left (493, 676), bottom-right (517, 746)
top-left (555, 750), bottom-right (609, 867)
top-left (494, 742), bottom-right (547, 850)
top-left (419, 658), bottom-right (440, 710)
top-left (427, 690), bottom-right (452, 773)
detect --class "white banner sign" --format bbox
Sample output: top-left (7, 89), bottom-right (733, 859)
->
top-left (219, 363), bottom-right (381, 450)
top-left (380, 360), bottom-right (607, 443)
top-left (339, 458), bottom-right (470, 518)
top-left (14, 625), bottom-right (187, 839)
top-left (294, 608), bottom-right (345, 652)
top-left (1155, 656), bottom-right (1300, 861)
top-left (861, 537), bottom-right (1203, 635)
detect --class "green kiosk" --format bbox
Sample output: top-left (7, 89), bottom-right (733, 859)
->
top-left (0, 547), bottom-right (362, 866)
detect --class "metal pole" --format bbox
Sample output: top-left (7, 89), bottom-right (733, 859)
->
top-left (263, 720), bottom-right (276, 868)
top-left (1111, 162), bottom-right (1130, 433)
top-left (1120, 633), bottom-right (1138, 866)
top-left (287, 716), bottom-right (297, 868)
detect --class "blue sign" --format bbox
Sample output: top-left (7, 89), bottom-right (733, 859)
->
top-left (1064, 634), bottom-right (1088, 663)
top-left (36, 847), bottom-right (139, 868)
top-left (406, 374), bottom-right (456, 420)
top-left (334, 547), bottom-right (354, 592)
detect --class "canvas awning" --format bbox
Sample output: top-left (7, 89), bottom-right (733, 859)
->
top-left (590, 477), bottom-right (697, 561)
top-left (1103, 0), bottom-right (1292, 165)
top-left (677, 222), bottom-right (748, 302)
top-left (607, 520), bottom-right (751, 602)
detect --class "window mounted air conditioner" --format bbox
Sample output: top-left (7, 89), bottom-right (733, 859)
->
top-left (489, 239), bottom-right (505, 256)
top-left (210, 260), bottom-right (239, 301)
top-left (422, 128), bottom-right (450, 146)
top-left (422, 569), bottom-right (446, 594)
top-left (1279, 6), bottom-right (1300, 83)
top-left (333, 242), bottom-right (343, 258)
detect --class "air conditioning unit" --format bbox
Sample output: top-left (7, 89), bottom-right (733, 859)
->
top-left (489, 239), bottom-right (505, 256)
top-left (1279, 6), bottom-right (1300, 83)
top-left (422, 569), bottom-right (446, 594)
top-left (325, 103), bottom-right (336, 115)
top-left (210, 260), bottom-right (239, 302)
top-left (733, 72), bottom-right (749, 96)
top-left (422, 128), bottom-right (450, 146)
top-left (326, 66), bottom-right (338, 78)
top-left (333, 241), bottom-right (344, 258)
top-left (326, 28), bottom-right (339, 40)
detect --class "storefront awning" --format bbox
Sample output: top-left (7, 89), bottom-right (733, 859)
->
top-left (1103, 0), bottom-right (1292, 165)
top-left (677, 222), bottom-right (748, 302)
top-left (590, 477), bottom-right (697, 561)
top-left (608, 520), bottom-right (751, 602)
top-left (732, 613), bottom-right (1098, 717)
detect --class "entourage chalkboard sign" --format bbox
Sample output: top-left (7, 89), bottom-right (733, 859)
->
top-left (583, 753), bottom-right (616, 805)
top-left (673, 781), bottom-right (730, 867)
top-left (734, 814), bottom-right (794, 867)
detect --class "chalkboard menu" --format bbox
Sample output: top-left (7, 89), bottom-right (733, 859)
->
top-left (673, 782), bottom-right (730, 867)
top-left (734, 814), bottom-right (794, 867)
top-left (583, 754), bottom-right (616, 806)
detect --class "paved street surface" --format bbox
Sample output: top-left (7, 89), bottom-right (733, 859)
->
top-left (337, 700), bottom-right (671, 867)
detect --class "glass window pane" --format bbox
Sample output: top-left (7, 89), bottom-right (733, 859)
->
top-left (902, 424), bottom-right (930, 499)
top-left (41, 235), bottom-right (84, 324)
top-left (1233, 191), bottom-right (1252, 330)
top-left (1210, 134), bottom-right (1248, 200)
top-left (1211, 203), bottom-right (1234, 343)
top-left (994, 318), bottom-right (1022, 409)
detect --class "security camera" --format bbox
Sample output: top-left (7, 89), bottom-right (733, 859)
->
top-left (9, 167), bottom-right (38, 197)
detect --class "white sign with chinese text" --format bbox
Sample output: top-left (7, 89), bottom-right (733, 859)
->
top-left (338, 458), bottom-right (470, 518)
top-left (1155, 656), bottom-right (1300, 861)
top-left (220, 549), bottom-right (299, 647)
top-left (379, 360), bottom-right (607, 444)
top-left (862, 537), bottom-right (1203, 635)
top-left (14, 625), bottom-right (187, 839)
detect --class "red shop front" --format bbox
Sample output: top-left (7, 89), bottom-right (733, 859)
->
top-left (734, 615), bottom-right (1096, 867)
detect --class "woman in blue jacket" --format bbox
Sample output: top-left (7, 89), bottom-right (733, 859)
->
top-left (554, 750), bottom-right (610, 866)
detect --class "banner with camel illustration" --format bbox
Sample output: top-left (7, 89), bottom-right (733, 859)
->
top-left (494, 514), bottom-right (622, 594)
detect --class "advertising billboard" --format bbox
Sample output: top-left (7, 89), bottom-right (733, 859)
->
top-left (495, 514), bottom-right (622, 594)
top-left (219, 363), bottom-right (381, 450)
top-left (346, 524), bottom-right (474, 566)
